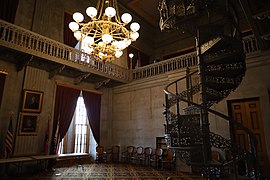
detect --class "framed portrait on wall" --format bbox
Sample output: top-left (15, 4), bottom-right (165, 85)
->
top-left (22, 90), bottom-right (43, 113)
top-left (19, 113), bottom-right (39, 136)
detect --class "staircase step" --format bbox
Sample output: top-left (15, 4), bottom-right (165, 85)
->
top-left (205, 68), bottom-right (245, 77)
top-left (204, 51), bottom-right (245, 65)
top-left (205, 62), bottom-right (246, 77)
top-left (202, 36), bottom-right (243, 55)
top-left (205, 75), bottom-right (244, 91)
top-left (206, 82), bottom-right (237, 91)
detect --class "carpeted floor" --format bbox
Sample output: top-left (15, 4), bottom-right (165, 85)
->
top-left (3, 163), bottom-right (204, 180)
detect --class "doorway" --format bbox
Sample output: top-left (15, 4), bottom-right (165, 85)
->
top-left (228, 98), bottom-right (269, 172)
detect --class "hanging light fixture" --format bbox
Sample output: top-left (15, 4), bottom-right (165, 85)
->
top-left (69, 0), bottom-right (140, 62)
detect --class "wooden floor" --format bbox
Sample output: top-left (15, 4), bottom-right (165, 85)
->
top-left (2, 163), bottom-right (204, 180)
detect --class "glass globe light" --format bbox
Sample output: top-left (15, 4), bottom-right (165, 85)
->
top-left (129, 53), bottom-right (134, 58)
top-left (102, 34), bottom-right (113, 44)
top-left (121, 13), bottom-right (132, 23)
top-left (73, 12), bottom-right (84, 22)
top-left (83, 46), bottom-right (94, 54)
top-left (99, 52), bottom-right (104, 59)
top-left (69, 22), bottom-right (79, 31)
top-left (118, 41), bottom-right (127, 50)
top-left (112, 41), bottom-right (119, 48)
top-left (84, 36), bottom-right (94, 46)
top-left (115, 51), bottom-right (123, 58)
top-left (98, 41), bottom-right (105, 47)
top-left (124, 38), bottom-right (131, 46)
top-left (130, 22), bottom-right (140, 32)
top-left (105, 7), bottom-right (116, 18)
top-left (86, 7), bottom-right (97, 18)
top-left (130, 32), bottom-right (139, 40)
top-left (74, 31), bottom-right (83, 40)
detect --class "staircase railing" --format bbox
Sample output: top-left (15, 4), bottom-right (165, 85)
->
top-left (163, 70), bottom-right (259, 179)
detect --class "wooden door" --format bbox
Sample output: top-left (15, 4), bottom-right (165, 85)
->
top-left (229, 99), bottom-right (269, 170)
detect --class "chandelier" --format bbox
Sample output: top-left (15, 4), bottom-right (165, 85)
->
top-left (69, 0), bottom-right (140, 62)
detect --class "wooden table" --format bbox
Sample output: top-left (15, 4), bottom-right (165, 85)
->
top-left (0, 153), bottom-right (90, 175)
top-left (31, 154), bottom-right (58, 171)
top-left (0, 157), bottom-right (33, 175)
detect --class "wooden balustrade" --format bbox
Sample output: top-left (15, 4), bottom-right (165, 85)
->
top-left (0, 20), bottom-right (261, 82)
top-left (0, 20), bottom-right (129, 83)
top-left (132, 35), bottom-right (260, 80)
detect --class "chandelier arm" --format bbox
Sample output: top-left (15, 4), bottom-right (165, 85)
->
top-left (93, 25), bottom-right (103, 38)
top-left (113, 0), bottom-right (122, 23)
top-left (111, 25), bottom-right (123, 33)
top-left (94, 37), bottom-right (103, 43)
top-left (97, 0), bottom-right (105, 20)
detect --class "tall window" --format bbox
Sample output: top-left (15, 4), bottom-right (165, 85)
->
top-left (58, 94), bottom-right (96, 155)
top-left (74, 96), bottom-right (88, 153)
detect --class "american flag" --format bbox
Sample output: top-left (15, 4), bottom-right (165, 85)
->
top-left (5, 118), bottom-right (14, 157)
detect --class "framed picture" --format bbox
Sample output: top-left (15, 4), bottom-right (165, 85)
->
top-left (22, 90), bottom-right (43, 113)
top-left (19, 113), bottom-right (39, 136)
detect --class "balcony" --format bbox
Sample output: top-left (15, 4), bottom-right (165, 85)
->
top-left (0, 20), bottom-right (129, 87)
top-left (0, 19), bottom-right (261, 86)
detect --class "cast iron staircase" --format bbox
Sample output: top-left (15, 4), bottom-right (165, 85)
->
top-left (163, 34), bottom-right (259, 179)
top-left (159, 0), bottom-right (260, 178)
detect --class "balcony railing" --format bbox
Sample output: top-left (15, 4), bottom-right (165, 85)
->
top-left (132, 34), bottom-right (260, 80)
top-left (0, 20), bottom-right (129, 83)
top-left (132, 52), bottom-right (197, 80)
top-left (0, 20), bottom-right (260, 82)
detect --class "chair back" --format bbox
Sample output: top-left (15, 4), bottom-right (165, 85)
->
top-left (127, 146), bottom-right (135, 154)
top-left (155, 148), bottom-right (163, 157)
top-left (144, 147), bottom-right (152, 156)
top-left (112, 145), bottom-right (120, 154)
top-left (96, 146), bottom-right (105, 155)
top-left (136, 146), bottom-right (144, 155)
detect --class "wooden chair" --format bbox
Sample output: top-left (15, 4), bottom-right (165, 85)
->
top-left (160, 148), bottom-right (175, 170)
top-left (107, 145), bottom-right (120, 163)
top-left (131, 146), bottom-right (144, 165)
top-left (149, 148), bottom-right (163, 168)
top-left (142, 147), bottom-right (153, 166)
top-left (121, 146), bottom-right (135, 163)
top-left (96, 146), bottom-right (107, 163)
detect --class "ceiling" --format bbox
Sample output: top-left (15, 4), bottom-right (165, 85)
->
top-left (117, 0), bottom-right (270, 50)
top-left (118, 0), bottom-right (160, 28)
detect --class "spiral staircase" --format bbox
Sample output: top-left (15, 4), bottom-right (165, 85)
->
top-left (159, 0), bottom-right (260, 179)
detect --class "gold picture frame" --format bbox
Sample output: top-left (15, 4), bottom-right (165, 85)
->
top-left (19, 113), bottom-right (39, 136)
top-left (22, 90), bottom-right (43, 113)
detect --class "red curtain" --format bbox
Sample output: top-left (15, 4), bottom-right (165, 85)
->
top-left (0, 0), bottom-right (19, 23)
top-left (64, 12), bottom-right (78, 47)
top-left (82, 90), bottom-right (101, 145)
top-left (0, 73), bottom-right (7, 108)
top-left (50, 85), bottom-right (80, 154)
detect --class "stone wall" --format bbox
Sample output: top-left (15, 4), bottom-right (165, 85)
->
top-left (111, 69), bottom-right (187, 151)
top-left (0, 59), bottom-right (109, 156)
